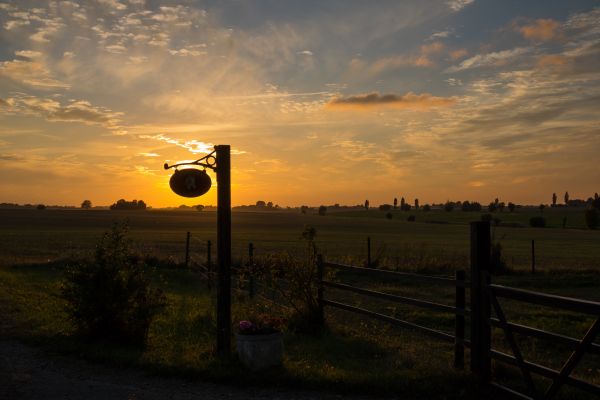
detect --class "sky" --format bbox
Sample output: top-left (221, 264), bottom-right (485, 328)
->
top-left (0, 0), bottom-right (599, 208)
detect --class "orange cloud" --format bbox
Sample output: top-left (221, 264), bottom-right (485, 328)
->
top-left (450, 48), bottom-right (468, 60)
top-left (536, 54), bottom-right (569, 68)
top-left (518, 19), bottom-right (561, 41)
top-left (325, 92), bottom-right (457, 111)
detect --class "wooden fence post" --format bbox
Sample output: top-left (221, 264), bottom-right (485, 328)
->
top-left (531, 239), bottom-right (535, 275)
top-left (206, 240), bottom-right (212, 289)
top-left (248, 242), bottom-right (255, 299)
top-left (454, 270), bottom-right (466, 369)
top-left (185, 231), bottom-right (191, 270)
top-left (367, 236), bottom-right (372, 268)
top-left (470, 221), bottom-right (491, 382)
top-left (317, 254), bottom-right (324, 324)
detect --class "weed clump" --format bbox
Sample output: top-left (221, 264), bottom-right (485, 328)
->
top-left (60, 222), bottom-right (166, 345)
top-left (529, 216), bottom-right (546, 228)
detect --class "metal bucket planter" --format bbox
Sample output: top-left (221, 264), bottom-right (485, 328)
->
top-left (235, 332), bottom-right (283, 371)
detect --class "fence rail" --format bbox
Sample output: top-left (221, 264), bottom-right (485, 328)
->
top-left (319, 258), bottom-right (468, 368)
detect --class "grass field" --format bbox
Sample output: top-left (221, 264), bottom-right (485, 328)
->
top-left (0, 207), bottom-right (598, 399)
top-left (1, 207), bottom-right (599, 271)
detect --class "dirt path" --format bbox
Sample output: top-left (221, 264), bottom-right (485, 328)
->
top-left (0, 339), bottom-right (390, 400)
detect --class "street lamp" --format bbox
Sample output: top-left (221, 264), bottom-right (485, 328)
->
top-left (164, 145), bottom-right (231, 356)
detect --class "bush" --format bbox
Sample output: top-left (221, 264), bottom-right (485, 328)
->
top-left (61, 223), bottom-right (166, 345)
top-left (379, 204), bottom-right (392, 211)
top-left (529, 217), bottom-right (546, 228)
top-left (385, 212), bottom-right (393, 219)
top-left (422, 204), bottom-right (431, 212)
top-left (585, 208), bottom-right (599, 229)
top-left (318, 205), bottom-right (327, 216)
top-left (407, 215), bottom-right (416, 222)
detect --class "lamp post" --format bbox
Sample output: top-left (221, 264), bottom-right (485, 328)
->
top-left (164, 145), bottom-right (231, 356)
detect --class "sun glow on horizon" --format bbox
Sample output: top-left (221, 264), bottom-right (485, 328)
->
top-left (1, 1), bottom-right (599, 208)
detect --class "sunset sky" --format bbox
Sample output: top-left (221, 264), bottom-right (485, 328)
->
top-left (1, 1), bottom-right (599, 207)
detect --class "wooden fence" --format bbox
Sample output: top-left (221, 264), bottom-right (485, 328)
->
top-left (186, 225), bottom-right (599, 398)
top-left (316, 221), bottom-right (600, 399)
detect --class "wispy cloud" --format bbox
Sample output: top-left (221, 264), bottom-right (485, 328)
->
top-left (445, 47), bottom-right (530, 72)
top-left (0, 51), bottom-right (70, 89)
top-left (326, 92), bottom-right (456, 111)
top-left (0, 95), bottom-right (123, 128)
top-left (447, 0), bottom-right (475, 12)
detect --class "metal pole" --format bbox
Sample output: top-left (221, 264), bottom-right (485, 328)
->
top-left (367, 236), bottom-right (371, 268)
top-left (216, 145), bottom-right (231, 356)
top-left (531, 239), bottom-right (535, 275)
top-left (248, 243), bottom-right (255, 298)
top-left (185, 231), bottom-right (190, 270)
top-left (207, 240), bottom-right (212, 290)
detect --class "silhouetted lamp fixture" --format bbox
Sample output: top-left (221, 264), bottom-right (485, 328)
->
top-left (163, 145), bottom-right (232, 357)
top-left (163, 150), bottom-right (216, 198)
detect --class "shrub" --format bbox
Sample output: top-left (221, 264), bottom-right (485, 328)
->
top-left (379, 204), bottom-right (392, 211)
top-left (422, 204), bottom-right (431, 212)
top-left (585, 208), bottom-right (599, 230)
top-left (407, 215), bottom-right (416, 222)
top-left (61, 223), bottom-right (166, 345)
top-left (385, 212), bottom-right (393, 219)
top-left (318, 205), bottom-right (327, 215)
top-left (529, 216), bottom-right (546, 228)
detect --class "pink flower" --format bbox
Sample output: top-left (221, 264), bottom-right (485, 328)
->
top-left (239, 320), bottom-right (253, 331)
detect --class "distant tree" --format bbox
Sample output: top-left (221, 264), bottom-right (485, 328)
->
top-left (300, 205), bottom-right (308, 214)
top-left (364, 200), bottom-right (369, 211)
top-left (552, 192), bottom-right (557, 207)
top-left (267, 201), bottom-right (273, 208)
top-left (256, 200), bottom-right (266, 207)
top-left (393, 198), bottom-right (398, 209)
top-left (400, 203), bottom-right (411, 211)
top-left (81, 200), bottom-right (92, 209)
top-left (444, 201), bottom-right (454, 212)
top-left (195, 205), bottom-right (204, 212)
top-left (488, 202), bottom-right (497, 213)
top-left (110, 199), bottom-right (147, 210)
top-left (36, 204), bottom-right (46, 210)
top-left (564, 191), bottom-right (569, 205)
top-left (400, 197), bottom-right (406, 210)
top-left (414, 199), bottom-right (419, 210)
top-left (379, 204), bottom-right (393, 211)
top-left (593, 197), bottom-right (600, 210)
top-left (539, 203), bottom-right (545, 214)
top-left (507, 202), bottom-right (516, 212)
top-left (498, 202), bottom-right (505, 212)
top-left (494, 198), bottom-right (499, 207)
top-left (318, 205), bottom-right (327, 216)
top-left (595, 193), bottom-right (599, 201)
top-left (462, 201), bottom-right (482, 212)
top-left (423, 204), bottom-right (431, 212)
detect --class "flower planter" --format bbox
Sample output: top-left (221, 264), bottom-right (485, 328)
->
top-left (235, 332), bottom-right (283, 371)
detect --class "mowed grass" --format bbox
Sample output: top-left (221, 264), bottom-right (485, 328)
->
top-left (1, 207), bottom-right (600, 271)
top-left (0, 261), bottom-right (473, 398)
top-left (0, 208), bottom-right (598, 398)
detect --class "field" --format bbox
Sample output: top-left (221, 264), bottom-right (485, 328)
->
top-left (1, 206), bottom-right (599, 270)
top-left (0, 207), bottom-right (599, 399)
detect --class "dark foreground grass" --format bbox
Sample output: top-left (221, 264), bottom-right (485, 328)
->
top-left (1, 259), bottom-right (599, 399)
top-left (0, 260), bottom-right (474, 399)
